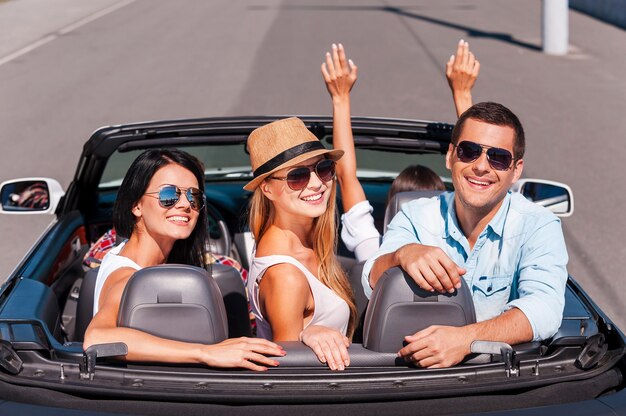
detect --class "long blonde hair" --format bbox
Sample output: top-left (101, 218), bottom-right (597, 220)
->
top-left (249, 182), bottom-right (357, 338)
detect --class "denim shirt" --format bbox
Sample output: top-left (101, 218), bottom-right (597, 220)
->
top-left (362, 191), bottom-right (568, 341)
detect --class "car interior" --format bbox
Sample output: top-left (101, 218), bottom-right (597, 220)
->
top-left (5, 180), bottom-right (601, 372)
top-left (0, 118), bottom-right (623, 412)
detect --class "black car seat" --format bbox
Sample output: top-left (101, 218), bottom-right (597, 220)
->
top-left (209, 263), bottom-right (252, 337)
top-left (348, 192), bottom-right (447, 321)
top-left (362, 189), bottom-right (477, 353)
top-left (383, 190), bottom-right (444, 233)
top-left (74, 263), bottom-right (251, 341)
top-left (362, 266), bottom-right (476, 352)
top-left (117, 264), bottom-right (228, 343)
top-left (346, 261), bottom-right (368, 343)
top-left (74, 267), bottom-right (99, 342)
top-left (347, 262), bottom-right (369, 321)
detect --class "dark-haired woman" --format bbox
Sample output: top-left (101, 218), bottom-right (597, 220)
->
top-left (84, 149), bottom-right (283, 371)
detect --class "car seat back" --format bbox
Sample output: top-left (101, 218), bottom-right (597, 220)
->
top-left (117, 264), bottom-right (228, 344)
top-left (74, 267), bottom-right (98, 342)
top-left (347, 261), bottom-right (368, 320)
top-left (210, 263), bottom-right (252, 337)
top-left (362, 267), bottom-right (476, 353)
top-left (75, 263), bottom-right (250, 341)
top-left (384, 190), bottom-right (444, 233)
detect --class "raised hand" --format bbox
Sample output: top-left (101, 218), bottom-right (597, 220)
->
top-left (321, 43), bottom-right (358, 103)
top-left (446, 39), bottom-right (480, 116)
top-left (320, 43), bottom-right (367, 213)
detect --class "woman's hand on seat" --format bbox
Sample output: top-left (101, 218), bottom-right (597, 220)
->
top-left (300, 325), bottom-right (350, 370)
top-left (202, 337), bottom-right (285, 371)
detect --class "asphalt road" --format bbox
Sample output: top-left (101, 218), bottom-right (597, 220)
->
top-left (1, 0), bottom-right (624, 329)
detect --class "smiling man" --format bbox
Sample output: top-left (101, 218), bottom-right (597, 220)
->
top-left (362, 102), bottom-right (568, 368)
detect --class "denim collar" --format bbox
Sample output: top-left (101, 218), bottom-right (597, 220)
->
top-left (444, 191), bottom-right (512, 241)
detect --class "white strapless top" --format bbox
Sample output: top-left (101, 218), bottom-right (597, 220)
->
top-left (247, 254), bottom-right (349, 340)
top-left (92, 242), bottom-right (141, 316)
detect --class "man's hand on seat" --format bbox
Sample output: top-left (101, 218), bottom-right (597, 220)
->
top-left (395, 244), bottom-right (466, 293)
top-left (398, 325), bottom-right (473, 368)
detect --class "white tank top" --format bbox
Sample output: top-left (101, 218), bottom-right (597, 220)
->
top-left (248, 255), bottom-right (349, 340)
top-left (92, 241), bottom-right (141, 316)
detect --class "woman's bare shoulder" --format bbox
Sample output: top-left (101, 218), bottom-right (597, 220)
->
top-left (260, 262), bottom-right (310, 294)
top-left (99, 267), bottom-right (140, 306)
top-left (256, 227), bottom-right (296, 257)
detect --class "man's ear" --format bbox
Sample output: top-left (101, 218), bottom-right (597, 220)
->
top-left (445, 143), bottom-right (454, 170)
top-left (512, 158), bottom-right (524, 183)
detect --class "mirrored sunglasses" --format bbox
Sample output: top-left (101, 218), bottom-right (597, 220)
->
top-left (269, 159), bottom-right (336, 191)
top-left (455, 141), bottom-right (515, 171)
top-left (144, 185), bottom-right (205, 210)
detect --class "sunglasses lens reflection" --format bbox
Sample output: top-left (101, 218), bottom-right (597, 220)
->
top-left (316, 159), bottom-right (336, 182)
top-left (157, 186), bottom-right (204, 210)
top-left (456, 141), bottom-right (512, 171)
top-left (286, 168), bottom-right (311, 190)
top-left (186, 189), bottom-right (205, 210)
top-left (159, 186), bottom-right (180, 208)
top-left (487, 149), bottom-right (513, 170)
top-left (285, 159), bottom-right (336, 191)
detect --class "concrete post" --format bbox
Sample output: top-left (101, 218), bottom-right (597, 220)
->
top-left (542, 0), bottom-right (569, 55)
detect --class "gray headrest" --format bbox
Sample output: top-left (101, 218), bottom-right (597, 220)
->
top-left (210, 263), bottom-right (252, 337)
top-left (363, 267), bottom-right (476, 353)
top-left (75, 267), bottom-right (99, 342)
top-left (384, 190), bottom-right (444, 233)
top-left (117, 264), bottom-right (228, 344)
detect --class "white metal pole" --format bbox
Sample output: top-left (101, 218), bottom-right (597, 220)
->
top-left (542, 0), bottom-right (569, 55)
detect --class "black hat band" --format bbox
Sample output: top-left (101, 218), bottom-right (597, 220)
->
top-left (253, 141), bottom-right (325, 178)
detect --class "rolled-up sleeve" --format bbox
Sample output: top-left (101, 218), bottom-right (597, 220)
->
top-left (361, 207), bottom-right (421, 299)
top-left (506, 218), bottom-right (568, 341)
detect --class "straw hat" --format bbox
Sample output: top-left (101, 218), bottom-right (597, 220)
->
top-left (244, 117), bottom-right (343, 191)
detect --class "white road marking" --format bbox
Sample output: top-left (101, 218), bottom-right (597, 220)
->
top-left (0, 0), bottom-right (136, 68)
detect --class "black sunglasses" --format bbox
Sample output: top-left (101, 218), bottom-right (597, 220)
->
top-left (455, 141), bottom-right (515, 171)
top-left (144, 185), bottom-right (205, 210)
top-left (269, 159), bottom-right (336, 191)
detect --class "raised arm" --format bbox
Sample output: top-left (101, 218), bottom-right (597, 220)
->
top-left (84, 268), bottom-right (284, 371)
top-left (446, 39), bottom-right (480, 117)
top-left (321, 43), bottom-right (365, 212)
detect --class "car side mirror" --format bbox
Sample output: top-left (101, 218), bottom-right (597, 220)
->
top-left (0, 178), bottom-right (64, 215)
top-left (512, 179), bottom-right (574, 217)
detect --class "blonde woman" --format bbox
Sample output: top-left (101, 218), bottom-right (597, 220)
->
top-left (245, 118), bottom-right (357, 371)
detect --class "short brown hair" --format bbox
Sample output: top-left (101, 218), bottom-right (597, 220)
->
top-left (451, 102), bottom-right (525, 160)
top-left (387, 165), bottom-right (446, 203)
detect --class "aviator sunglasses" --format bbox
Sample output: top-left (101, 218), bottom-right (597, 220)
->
top-left (144, 185), bottom-right (206, 210)
top-left (455, 141), bottom-right (515, 171)
top-left (269, 159), bottom-right (336, 191)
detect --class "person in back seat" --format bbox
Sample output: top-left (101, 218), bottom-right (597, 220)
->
top-left (321, 41), bottom-right (477, 262)
top-left (363, 102), bottom-right (568, 368)
top-left (84, 149), bottom-right (283, 371)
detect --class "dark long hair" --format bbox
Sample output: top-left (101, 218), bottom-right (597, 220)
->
top-left (112, 149), bottom-right (207, 267)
